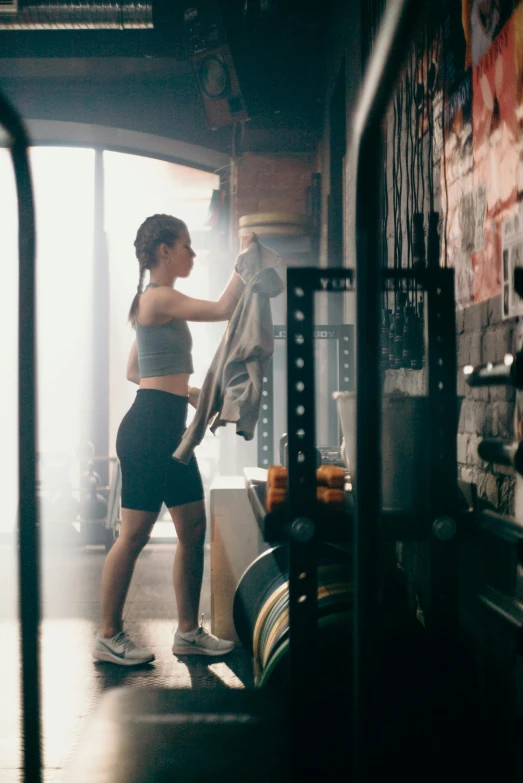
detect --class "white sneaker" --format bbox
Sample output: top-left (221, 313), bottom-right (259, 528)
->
top-left (93, 631), bottom-right (155, 666)
top-left (172, 620), bottom-right (235, 657)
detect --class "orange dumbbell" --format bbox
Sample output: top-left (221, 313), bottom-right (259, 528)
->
top-left (316, 465), bottom-right (346, 489)
top-left (265, 486), bottom-right (287, 513)
top-left (267, 465), bottom-right (288, 489)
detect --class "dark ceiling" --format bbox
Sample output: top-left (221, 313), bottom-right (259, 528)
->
top-left (0, 1), bottom-right (326, 156)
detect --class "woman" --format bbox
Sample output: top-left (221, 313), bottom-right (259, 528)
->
top-left (93, 213), bottom-right (255, 665)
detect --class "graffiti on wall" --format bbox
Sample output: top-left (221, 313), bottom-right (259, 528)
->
top-left (463, 0), bottom-right (516, 68)
top-left (441, 0), bottom-right (522, 310)
top-left (441, 75), bottom-right (475, 307)
top-left (472, 14), bottom-right (518, 303)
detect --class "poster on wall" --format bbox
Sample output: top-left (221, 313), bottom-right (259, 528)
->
top-left (441, 2), bottom-right (521, 308)
top-left (441, 75), bottom-right (475, 307)
top-left (462, 0), bottom-right (516, 69)
top-left (441, 2), bottom-right (474, 307)
top-left (501, 204), bottom-right (523, 318)
top-left (471, 12), bottom-right (519, 303)
top-left (514, 3), bottom-right (523, 193)
top-left (474, 182), bottom-right (488, 250)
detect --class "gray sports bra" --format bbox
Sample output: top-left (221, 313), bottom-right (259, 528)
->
top-left (136, 283), bottom-right (194, 377)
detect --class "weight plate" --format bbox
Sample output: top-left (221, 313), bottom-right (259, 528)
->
top-left (233, 544), bottom-right (351, 653)
top-left (258, 611), bottom-right (353, 688)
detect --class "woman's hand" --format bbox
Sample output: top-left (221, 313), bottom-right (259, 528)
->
top-left (239, 231), bottom-right (258, 253)
top-left (188, 386), bottom-right (201, 409)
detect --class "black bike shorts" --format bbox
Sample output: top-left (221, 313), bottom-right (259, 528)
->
top-left (116, 389), bottom-right (204, 513)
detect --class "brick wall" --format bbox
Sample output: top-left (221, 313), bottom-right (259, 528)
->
top-left (234, 151), bottom-right (314, 221)
top-left (456, 297), bottom-right (518, 515)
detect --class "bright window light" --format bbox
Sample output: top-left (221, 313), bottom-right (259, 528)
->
top-left (0, 150), bottom-right (18, 534)
top-left (1, 146), bottom-right (220, 536)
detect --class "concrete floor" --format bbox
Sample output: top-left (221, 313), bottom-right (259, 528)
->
top-left (0, 534), bottom-right (253, 782)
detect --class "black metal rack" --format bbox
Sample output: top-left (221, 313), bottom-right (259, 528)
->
top-left (257, 323), bottom-right (354, 468)
top-left (279, 262), bottom-right (459, 780)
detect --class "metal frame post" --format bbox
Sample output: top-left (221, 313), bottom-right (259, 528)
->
top-left (349, 1), bottom-right (426, 777)
top-left (284, 265), bottom-right (459, 780)
top-left (286, 268), bottom-right (354, 776)
top-left (259, 324), bottom-right (355, 468)
top-left (426, 268), bottom-right (459, 633)
top-left (257, 361), bottom-right (275, 468)
top-left (0, 91), bottom-right (42, 783)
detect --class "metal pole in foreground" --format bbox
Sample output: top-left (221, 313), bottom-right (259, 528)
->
top-left (349, 1), bottom-right (425, 779)
top-left (0, 92), bottom-right (42, 783)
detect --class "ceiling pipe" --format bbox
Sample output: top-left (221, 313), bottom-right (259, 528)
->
top-left (0, 2), bottom-right (153, 29)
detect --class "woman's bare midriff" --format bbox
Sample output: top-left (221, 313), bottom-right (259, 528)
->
top-left (139, 373), bottom-right (190, 397)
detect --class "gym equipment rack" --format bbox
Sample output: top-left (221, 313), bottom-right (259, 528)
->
top-left (257, 323), bottom-right (354, 468)
top-left (263, 262), bottom-right (458, 779)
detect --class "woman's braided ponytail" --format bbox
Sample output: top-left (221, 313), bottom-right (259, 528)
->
top-left (128, 214), bottom-right (187, 326)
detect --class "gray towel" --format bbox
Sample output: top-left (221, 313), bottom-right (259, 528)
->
top-left (173, 242), bottom-right (284, 464)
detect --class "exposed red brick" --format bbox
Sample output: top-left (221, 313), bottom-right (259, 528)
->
top-left (235, 151), bottom-right (314, 223)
